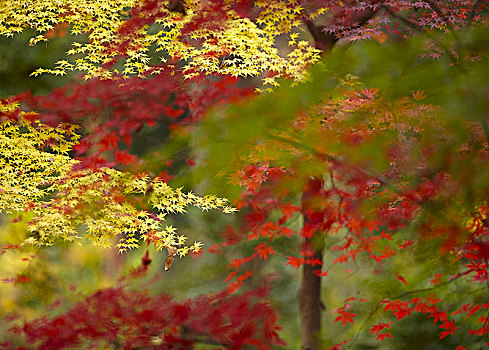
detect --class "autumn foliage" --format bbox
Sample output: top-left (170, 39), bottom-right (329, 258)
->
top-left (0, 0), bottom-right (488, 349)
top-left (5, 254), bottom-right (283, 350)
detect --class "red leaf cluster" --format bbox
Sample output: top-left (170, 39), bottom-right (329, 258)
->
top-left (10, 286), bottom-right (284, 349)
top-left (15, 72), bottom-right (187, 168)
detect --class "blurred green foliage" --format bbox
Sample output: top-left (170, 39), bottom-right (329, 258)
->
top-left (198, 26), bottom-right (488, 189)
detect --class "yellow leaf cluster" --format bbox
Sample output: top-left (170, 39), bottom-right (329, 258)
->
top-left (0, 101), bottom-right (235, 262)
top-left (0, 0), bottom-right (325, 84)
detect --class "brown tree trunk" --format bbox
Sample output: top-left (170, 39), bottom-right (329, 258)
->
top-left (299, 177), bottom-right (324, 350)
top-left (299, 10), bottom-right (377, 349)
top-left (299, 246), bottom-right (323, 350)
top-left (299, 17), bottom-right (335, 349)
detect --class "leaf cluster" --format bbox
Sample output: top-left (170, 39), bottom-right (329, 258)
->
top-left (0, 101), bottom-right (235, 265)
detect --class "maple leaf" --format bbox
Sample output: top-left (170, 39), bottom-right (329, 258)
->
top-left (376, 332), bottom-right (392, 341)
top-left (477, 315), bottom-right (489, 324)
top-left (334, 254), bottom-right (350, 264)
top-left (329, 338), bottom-right (350, 350)
top-left (114, 150), bottom-right (137, 165)
top-left (438, 320), bottom-right (458, 339)
top-left (370, 322), bottom-right (392, 335)
top-left (467, 304), bottom-right (481, 317)
top-left (430, 273), bottom-right (443, 286)
top-left (313, 269), bottom-right (328, 277)
top-left (280, 202), bottom-right (300, 219)
top-left (430, 310), bottom-right (448, 324)
top-left (468, 326), bottom-right (489, 336)
top-left (101, 132), bottom-right (120, 151)
top-left (412, 90), bottom-right (427, 101)
top-left (254, 242), bottom-right (275, 260)
top-left (383, 300), bottom-right (412, 320)
top-left (237, 271), bottom-right (253, 283)
top-left (286, 256), bottom-right (304, 270)
top-left (398, 240), bottom-right (415, 249)
top-left (334, 309), bottom-right (356, 326)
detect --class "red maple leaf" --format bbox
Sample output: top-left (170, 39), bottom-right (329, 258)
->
top-left (280, 203), bottom-right (300, 219)
top-left (114, 150), bottom-right (136, 165)
top-left (313, 269), bottom-right (328, 277)
top-left (376, 332), bottom-right (392, 341)
top-left (286, 256), bottom-right (304, 270)
top-left (438, 319), bottom-right (458, 339)
top-left (254, 243), bottom-right (275, 260)
top-left (467, 304), bottom-right (481, 317)
top-left (398, 240), bottom-right (415, 249)
top-left (370, 322), bottom-right (392, 335)
top-left (334, 254), bottom-right (349, 264)
top-left (334, 309), bottom-right (356, 326)
top-left (430, 273), bottom-right (443, 286)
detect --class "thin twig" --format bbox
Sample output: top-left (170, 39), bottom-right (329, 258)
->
top-left (266, 132), bottom-right (388, 186)
top-left (348, 272), bottom-right (466, 348)
top-left (389, 273), bottom-right (464, 300)
top-left (329, 169), bottom-right (336, 189)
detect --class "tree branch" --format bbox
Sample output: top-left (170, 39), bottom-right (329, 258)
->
top-left (424, 0), bottom-right (454, 32)
top-left (266, 132), bottom-right (388, 186)
top-left (466, 0), bottom-right (484, 27)
top-left (168, 0), bottom-right (186, 16)
top-left (304, 9), bottom-right (378, 54)
top-left (382, 5), bottom-right (424, 34)
top-left (382, 5), bottom-right (461, 68)
top-left (348, 272), bottom-right (466, 348)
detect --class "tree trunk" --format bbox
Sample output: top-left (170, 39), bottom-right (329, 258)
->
top-left (299, 177), bottom-right (324, 350)
top-left (299, 10), bottom-right (377, 349)
top-left (299, 246), bottom-right (323, 350)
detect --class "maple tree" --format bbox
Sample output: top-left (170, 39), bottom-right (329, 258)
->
top-left (0, 0), bottom-right (488, 349)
